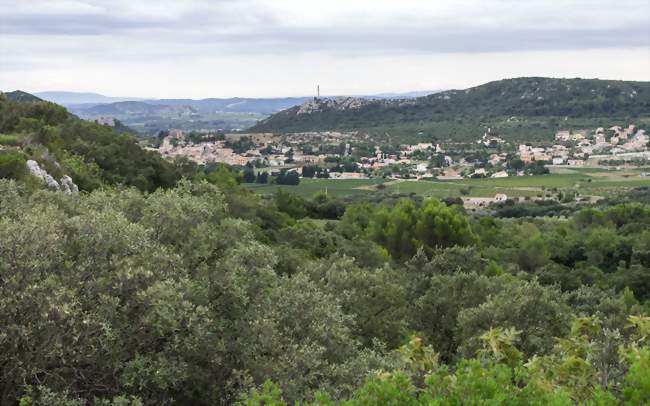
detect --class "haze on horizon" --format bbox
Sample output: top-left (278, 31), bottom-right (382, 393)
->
top-left (1, 0), bottom-right (649, 99)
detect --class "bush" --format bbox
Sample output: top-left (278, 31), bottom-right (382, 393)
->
top-left (0, 134), bottom-right (20, 146)
top-left (0, 151), bottom-right (28, 180)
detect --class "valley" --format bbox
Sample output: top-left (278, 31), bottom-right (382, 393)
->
top-left (1, 77), bottom-right (649, 405)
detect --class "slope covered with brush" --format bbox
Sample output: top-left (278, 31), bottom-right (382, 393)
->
top-left (249, 77), bottom-right (650, 133)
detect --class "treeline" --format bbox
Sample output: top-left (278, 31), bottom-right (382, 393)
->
top-left (0, 176), bottom-right (648, 405)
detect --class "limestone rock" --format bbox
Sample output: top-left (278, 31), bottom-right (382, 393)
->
top-left (60, 175), bottom-right (79, 194)
top-left (26, 160), bottom-right (78, 193)
top-left (297, 97), bottom-right (369, 115)
top-left (27, 160), bottom-right (60, 190)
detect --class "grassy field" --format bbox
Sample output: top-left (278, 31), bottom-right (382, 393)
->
top-left (244, 168), bottom-right (650, 199)
top-left (244, 178), bottom-right (385, 198)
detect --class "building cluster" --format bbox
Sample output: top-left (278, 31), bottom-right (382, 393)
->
top-left (154, 122), bottom-right (649, 181)
top-left (477, 130), bottom-right (506, 147)
top-left (157, 130), bottom-right (251, 166)
top-left (517, 123), bottom-right (649, 166)
top-left (156, 130), bottom-right (350, 167)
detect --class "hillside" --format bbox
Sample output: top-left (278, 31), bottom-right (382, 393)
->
top-left (4, 90), bottom-right (44, 103)
top-left (0, 91), bottom-right (183, 191)
top-left (249, 77), bottom-right (650, 134)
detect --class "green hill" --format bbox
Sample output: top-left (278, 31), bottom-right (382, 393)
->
top-left (0, 91), bottom-right (182, 191)
top-left (3, 90), bottom-right (44, 103)
top-left (248, 78), bottom-right (650, 137)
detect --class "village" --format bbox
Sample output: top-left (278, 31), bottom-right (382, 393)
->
top-left (153, 123), bottom-right (649, 183)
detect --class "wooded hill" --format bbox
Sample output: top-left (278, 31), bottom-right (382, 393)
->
top-left (0, 91), bottom-right (184, 191)
top-left (248, 77), bottom-right (650, 134)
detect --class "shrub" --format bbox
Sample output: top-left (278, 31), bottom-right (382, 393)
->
top-left (0, 151), bottom-right (28, 180)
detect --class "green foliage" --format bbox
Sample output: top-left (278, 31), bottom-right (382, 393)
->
top-left (306, 192), bottom-right (345, 219)
top-left (242, 166), bottom-right (256, 183)
top-left (306, 257), bottom-right (408, 347)
top-left (0, 150), bottom-right (28, 179)
top-left (0, 94), bottom-right (182, 191)
top-left (60, 153), bottom-right (103, 190)
top-left (351, 372), bottom-right (419, 406)
top-left (457, 279), bottom-right (571, 358)
top-left (367, 198), bottom-right (476, 261)
top-left (250, 78), bottom-right (650, 140)
top-left (225, 136), bottom-right (255, 154)
top-left (0, 134), bottom-right (20, 145)
top-left (276, 169), bottom-right (300, 185)
top-left (621, 347), bottom-right (650, 404)
top-left (274, 188), bottom-right (307, 218)
top-left (0, 160), bottom-right (648, 404)
top-left (239, 381), bottom-right (286, 406)
top-left (197, 162), bottom-right (243, 190)
top-left (0, 180), bottom-right (394, 404)
top-left (477, 327), bottom-right (523, 367)
top-left (412, 269), bottom-right (477, 349)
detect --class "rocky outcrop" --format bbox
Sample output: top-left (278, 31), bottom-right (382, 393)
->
top-left (94, 116), bottom-right (116, 126)
top-left (60, 175), bottom-right (79, 194)
top-left (27, 160), bottom-right (60, 190)
top-left (26, 160), bottom-right (79, 194)
top-left (297, 97), bottom-right (370, 115)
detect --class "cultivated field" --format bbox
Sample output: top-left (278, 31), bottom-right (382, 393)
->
top-left (244, 167), bottom-right (650, 199)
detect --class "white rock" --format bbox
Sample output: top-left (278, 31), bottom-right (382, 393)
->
top-left (297, 97), bottom-right (370, 115)
top-left (27, 160), bottom-right (60, 190)
top-left (60, 175), bottom-right (79, 194)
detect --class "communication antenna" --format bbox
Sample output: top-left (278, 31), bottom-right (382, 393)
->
top-left (317, 84), bottom-right (320, 98)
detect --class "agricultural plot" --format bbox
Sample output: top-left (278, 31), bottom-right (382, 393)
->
top-left (245, 168), bottom-right (650, 200)
top-left (244, 178), bottom-right (385, 198)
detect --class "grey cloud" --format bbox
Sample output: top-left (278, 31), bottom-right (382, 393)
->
top-left (195, 25), bottom-right (650, 54)
top-left (0, 13), bottom-right (157, 35)
top-left (1, 0), bottom-right (648, 56)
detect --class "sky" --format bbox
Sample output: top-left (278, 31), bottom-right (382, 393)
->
top-left (1, 0), bottom-right (649, 98)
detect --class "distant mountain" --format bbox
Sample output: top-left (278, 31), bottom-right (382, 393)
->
top-left (248, 78), bottom-right (650, 133)
top-left (35, 91), bottom-right (145, 105)
top-left (148, 92), bottom-right (440, 113)
top-left (3, 90), bottom-right (43, 103)
top-left (147, 97), bottom-right (311, 114)
top-left (36, 90), bottom-right (437, 114)
top-left (78, 101), bottom-right (196, 117)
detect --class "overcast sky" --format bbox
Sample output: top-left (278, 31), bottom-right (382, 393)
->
top-left (1, 0), bottom-right (649, 98)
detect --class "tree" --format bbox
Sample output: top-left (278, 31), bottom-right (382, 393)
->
top-left (306, 193), bottom-right (345, 219)
top-left (243, 166), bottom-right (256, 183)
top-left (274, 189), bottom-right (307, 219)
top-left (305, 257), bottom-right (408, 347)
top-left (456, 279), bottom-right (571, 358)
top-left (412, 272), bottom-right (503, 362)
top-left (256, 171), bottom-right (269, 184)
top-left (509, 157), bottom-right (524, 171)
top-left (368, 199), bottom-right (476, 261)
top-left (301, 165), bottom-right (318, 178)
top-left (276, 170), bottom-right (300, 185)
